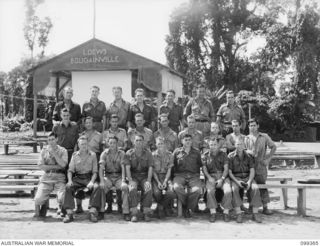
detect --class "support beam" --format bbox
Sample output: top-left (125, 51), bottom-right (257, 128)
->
top-left (55, 76), bottom-right (60, 101)
top-left (297, 188), bottom-right (306, 216)
top-left (33, 94), bottom-right (37, 138)
top-left (280, 179), bottom-right (289, 209)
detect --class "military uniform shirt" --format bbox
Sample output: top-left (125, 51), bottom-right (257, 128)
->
top-left (178, 128), bottom-right (203, 150)
top-left (153, 128), bottom-right (178, 152)
top-left (202, 150), bottom-right (228, 174)
top-left (82, 99), bottom-right (107, 122)
top-left (128, 127), bottom-right (154, 149)
top-left (81, 130), bottom-right (102, 153)
top-left (52, 100), bottom-right (81, 123)
top-left (173, 147), bottom-right (202, 174)
top-left (102, 128), bottom-right (128, 149)
top-left (226, 133), bottom-right (245, 151)
top-left (217, 103), bottom-right (246, 125)
top-left (99, 149), bottom-right (125, 174)
top-left (68, 150), bottom-right (98, 174)
top-left (159, 101), bottom-right (183, 128)
top-left (184, 97), bottom-right (215, 121)
top-left (124, 148), bottom-right (154, 174)
top-left (244, 133), bottom-right (276, 162)
top-left (108, 99), bottom-right (130, 127)
top-left (152, 149), bottom-right (174, 175)
top-left (52, 122), bottom-right (79, 151)
top-left (128, 101), bottom-right (156, 127)
top-left (228, 150), bottom-right (254, 179)
top-left (38, 145), bottom-right (68, 168)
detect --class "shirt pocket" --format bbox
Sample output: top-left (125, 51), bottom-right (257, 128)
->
top-left (153, 159), bottom-right (161, 173)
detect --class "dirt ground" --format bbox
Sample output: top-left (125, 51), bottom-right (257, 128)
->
top-left (1, 145), bottom-right (320, 239)
top-left (1, 168), bottom-right (320, 239)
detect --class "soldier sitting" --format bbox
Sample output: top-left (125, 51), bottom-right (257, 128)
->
top-left (33, 132), bottom-right (68, 220)
top-left (62, 136), bottom-right (102, 223)
top-left (124, 134), bottom-right (154, 222)
top-left (152, 137), bottom-right (176, 219)
top-left (228, 139), bottom-right (262, 223)
top-left (98, 136), bottom-right (130, 221)
top-left (202, 138), bottom-right (232, 223)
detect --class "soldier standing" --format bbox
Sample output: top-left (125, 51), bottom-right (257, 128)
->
top-left (82, 85), bottom-right (107, 132)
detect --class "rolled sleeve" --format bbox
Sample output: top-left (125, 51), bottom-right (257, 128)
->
top-left (183, 100), bottom-right (192, 118)
top-left (147, 151), bottom-right (154, 168)
top-left (124, 152), bottom-right (131, 166)
top-left (38, 149), bottom-right (46, 166)
top-left (168, 154), bottom-right (174, 169)
top-left (120, 152), bottom-right (126, 166)
top-left (208, 102), bottom-right (215, 121)
top-left (266, 134), bottom-right (276, 149)
top-left (99, 151), bottom-right (107, 167)
top-left (68, 155), bottom-right (76, 173)
top-left (91, 154), bottom-right (98, 173)
top-left (60, 148), bottom-right (68, 168)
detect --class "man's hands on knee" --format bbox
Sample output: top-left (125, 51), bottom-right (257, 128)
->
top-left (87, 181), bottom-right (94, 190)
top-left (67, 181), bottom-right (73, 187)
top-left (144, 181), bottom-right (151, 191)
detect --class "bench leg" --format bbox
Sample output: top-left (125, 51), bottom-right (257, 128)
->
top-left (177, 199), bottom-right (183, 218)
top-left (33, 143), bottom-right (37, 153)
top-left (314, 156), bottom-right (319, 169)
top-left (297, 188), bottom-right (306, 216)
top-left (4, 144), bottom-right (9, 155)
top-left (280, 180), bottom-right (289, 209)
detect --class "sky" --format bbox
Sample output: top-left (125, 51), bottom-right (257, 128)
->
top-left (0, 0), bottom-right (187, 73)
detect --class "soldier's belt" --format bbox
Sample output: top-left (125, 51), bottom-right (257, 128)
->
top-left (74, 173), bottom-right (92, 178)
top-left (195, 119), bottom-right (209, 122)
top-left (45, 169), bottom-right (65, 174)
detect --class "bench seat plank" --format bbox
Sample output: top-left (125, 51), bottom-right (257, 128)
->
top-left (0, 179), bottom-right (39, 183)
top-left (0, 185), bottom-right (37, 191)
top-left (0, 170), bottom-right (29, 176)
top-left (257, 184), bottom-right (320, 189)
top-left (267, 177), bottom-right (293, 182)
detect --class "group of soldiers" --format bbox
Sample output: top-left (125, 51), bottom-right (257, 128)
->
top-left (33, 84), bottom-right (277, 224)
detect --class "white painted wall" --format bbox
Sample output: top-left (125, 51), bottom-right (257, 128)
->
top-left (161, 69), bottom-right (183, 98)
top-left (71, 70), bottom-right (132, 107)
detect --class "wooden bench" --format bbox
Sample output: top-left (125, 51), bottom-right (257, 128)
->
top-left (0, 185), bottom-right (38, 197)
top-left (267, 177), bottom-right (292, 209)
top-left (257, 183), bottom-right (320, 216)
top-left (1, 140), bottom-right (38, 155)
top-left (272, 153), bottom-right (318, 168)
top-left (177, 176), bottom-right (293, 217)
top-left (0, 179), bottom-right (39, 184)
top-left (0, 169), bottom-right (40, 196)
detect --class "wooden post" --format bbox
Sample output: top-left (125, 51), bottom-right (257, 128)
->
top-left (248, 103), bottom-right (252, 119)
top-left (177, 199), bottom-right (183, 218)
top-left (4, 144), bottom-right (9, 155)
top-left (55, 75), bottom-right (60, 100)
top-left (33, 94), bottom-right (37, 138)
top-left (280, 180), bottom-right (289, 209)
top-left (157, 91), bottom-right (162, 130)
top-left (297, 188), bottom-right (306, 216)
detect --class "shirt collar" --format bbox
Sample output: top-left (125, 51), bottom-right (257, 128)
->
top-left (163, 100), bottom-right (176, 107)
top-left (59, 121), bottom-right (71, 127)
top-left (234, 150), bottom-right (249, 158)
top-left (133, 101), bottom-right (146, 107)
top-left (111, 98), bottom-right (125, 106)
top-left (109, 128), bottom-right (120, 134)
top-left (90, 98), bottom-right (101, 105)
top-left (105, 148), bottom-right (120, 155)
top-left (63, 100), bottom-right (74, 107)
top-left (195, 97), bottom-right (207, 104)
